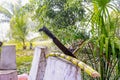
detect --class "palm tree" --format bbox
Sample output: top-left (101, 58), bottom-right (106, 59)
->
top-left (0, 0), bottom-right (27, 42)
top-left (10, 13), bottom-right (28, 49)
top-left (0, 0), bottom-right (22, 23)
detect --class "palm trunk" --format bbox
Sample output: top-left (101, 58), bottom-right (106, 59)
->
top-left (22, 40), bottom-right (26, 50)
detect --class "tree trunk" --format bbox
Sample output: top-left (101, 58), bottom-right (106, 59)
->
top-left (22, 40), bottom-right (26, 50)
top-left (23, 45), bottom-right (26, 50)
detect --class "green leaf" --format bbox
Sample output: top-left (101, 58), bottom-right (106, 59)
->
top-left (110, 39), bottom-right (116, 59)
top-left (99, 34), bottom-right (104, 56)
top-left (105, 37), bottom-right (109, 60)
top-left (0, 5), bottom-right (12, 18)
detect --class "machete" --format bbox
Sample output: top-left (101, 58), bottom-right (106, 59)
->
top-left (39, 26), bottom-right (76, 58)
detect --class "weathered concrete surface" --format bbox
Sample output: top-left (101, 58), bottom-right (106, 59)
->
top-left (0, 45), bottom-right (16, 70)
top-left (29, 46), bottom-right (82, 80)
top-left (0, 70), bottom-right (17, 80)
top-left (43, 57), bottom-right (82, 80)
top-left (29, 46), bottom-right (47, 80)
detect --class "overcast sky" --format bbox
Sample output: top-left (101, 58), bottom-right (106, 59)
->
top-left (0, 0), bottom-right (29, 41)
top-left (0, 0), bottom-right (29, 6)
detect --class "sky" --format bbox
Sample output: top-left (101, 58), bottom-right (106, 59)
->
top-left (0, 0), bottom-right (29, 6)
top-left (0, 0), bottom-right (29, 41)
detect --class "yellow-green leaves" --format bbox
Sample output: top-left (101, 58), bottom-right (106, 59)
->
top-left (10, 13), bottom-right (29, 49)
top-left (93, 0), bottom-right (110, 8)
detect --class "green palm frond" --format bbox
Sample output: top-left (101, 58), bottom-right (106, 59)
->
top-left (0, 19), bottom-right (10, 23)
top-left (92, 0), bottom-right (111, 8)
top-left (0, 5), bottom-right (12, 18)
top-left (10, 13), bottom-right (29, 47)
top-left (79, 0), bottom-right (120, 79)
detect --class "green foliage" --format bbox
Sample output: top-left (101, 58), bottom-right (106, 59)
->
top-left (5, 41), bottom-right (30, 50)
top-left (17, 55), bottom-right (32, 67)
top-left (110, 11), bottom-right (120, 38)
top-left (16, 49), bottom-right (33, 74)
top-left (31, 0), bottom-right (87, 44)
top-left (35, 0), bottom-right (84, 28)
top-left (10, 13), bottom-right (29, 49)
top-left (77, 0), bottom-right (120, 79)
top-left (0, 1), bottom-right (22, 23)
top-left (5, 0), bottom-right (119, 79)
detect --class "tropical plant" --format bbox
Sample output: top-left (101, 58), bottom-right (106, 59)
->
top-left (75, 0), bottom-right (120, 80)
top-left (14, 0), bottom-right (120, 79)
top-left (0, 0), bottom-right (22, 23)
top-left (29, 0), bottom-right (88, 45)
top-left (110, 11), bottom-right (120, 38)
top-left (10, 13), bottom-right (29, 49)
top-left (35, 0), bottom-right (84, 28)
